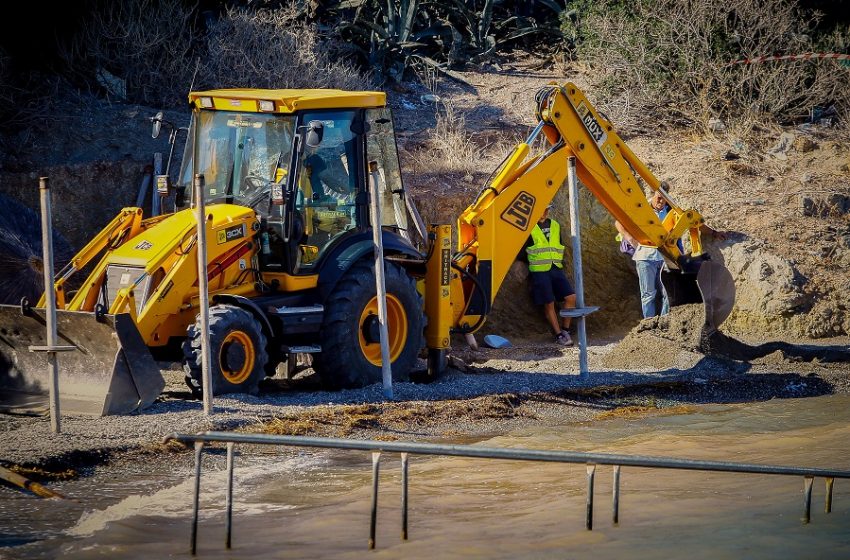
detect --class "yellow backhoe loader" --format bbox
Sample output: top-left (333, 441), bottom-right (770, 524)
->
top-left (0, 83), bottom-right (734, 415)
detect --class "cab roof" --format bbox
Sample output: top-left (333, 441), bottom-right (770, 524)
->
top-left (188, 89), bottom-right (386, 113)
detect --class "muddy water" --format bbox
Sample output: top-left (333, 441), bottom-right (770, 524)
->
top-left (5, 395), bottom-right (850, 559)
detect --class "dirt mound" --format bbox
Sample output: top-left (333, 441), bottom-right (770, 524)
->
top-left (601, 304), bottom-right (708, 371)
top-left (603, 303), bottom-right (850, 372)
top-left (413, 185), bottom-right (642, 342)
top-left (709, 236), bottom-right (845, 339)
top-left (628, 130), bottom-right (850, 340)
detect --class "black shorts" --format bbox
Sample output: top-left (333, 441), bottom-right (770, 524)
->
top-left (529, 267), bottom-right (575, 305)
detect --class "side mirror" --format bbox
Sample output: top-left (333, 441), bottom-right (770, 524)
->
top-left (151, 111), bottom-right (163, 139)
top-left (305, 120), bottom-right (324, 148)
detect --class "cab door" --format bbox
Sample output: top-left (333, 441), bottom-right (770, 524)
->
top-left (364, 107), bottom-right (411, 241)
top-left (289, 109), bottom-right (362, 273)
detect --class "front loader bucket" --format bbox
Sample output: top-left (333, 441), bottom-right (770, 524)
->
top-left (0, 306), bottom-right (164, 416)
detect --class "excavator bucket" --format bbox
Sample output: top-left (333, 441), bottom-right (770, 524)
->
top-left (662, 257), bottom-right (736, 333)
top-left (696, 259), bottom-right (736, 335)
top-left (663, 270), bottom-right (703, 307)
top-left (0, 306), bottom-right (164, 416)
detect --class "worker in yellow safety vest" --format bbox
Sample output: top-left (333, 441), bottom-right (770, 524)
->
top-left (522, 204), bottom-right (577, 346)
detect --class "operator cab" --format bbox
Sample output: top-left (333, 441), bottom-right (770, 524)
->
top-left (176, 91), bottom-right (411, 280)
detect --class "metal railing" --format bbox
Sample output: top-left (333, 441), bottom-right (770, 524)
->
top-left (164, 431), bottom-right (850, 555)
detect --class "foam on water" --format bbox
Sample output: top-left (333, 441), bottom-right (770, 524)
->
top-left (66, 453), bottom-right (318, 538)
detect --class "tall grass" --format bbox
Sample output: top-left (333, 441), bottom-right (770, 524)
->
top-left (406, 100), bottom-right (518, 182)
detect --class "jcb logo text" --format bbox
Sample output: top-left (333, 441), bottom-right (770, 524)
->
top-left (500, 191), bottom-right (536, 231)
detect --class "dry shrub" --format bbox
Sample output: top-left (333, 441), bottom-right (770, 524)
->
top-left (428, 102), bottom-right (481, 172)
top-left (58, 0), bottom-right (199, 107)
top-left (198, 7), bottom-right (370, 91)
top-left (572, 0), bottom-right (850, 136)
top-left (408, 100), bottom-right (515, 178)
top-left (54, 2), bottom-right (370, 107)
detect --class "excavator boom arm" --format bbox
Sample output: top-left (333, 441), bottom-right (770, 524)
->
top-left (425, 82), bottom-right (716, 351)
top-left (535, 84), bottom-right (704, 259)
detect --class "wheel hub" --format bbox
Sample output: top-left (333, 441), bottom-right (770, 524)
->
top-left (357, 294), bottom-right (409, 366)
top-left (222, 341), bottom-right (247, 372)
top-left (361, 314), bottom-right (381, 344)
top-left (219, 330), bottom-right (255, 384)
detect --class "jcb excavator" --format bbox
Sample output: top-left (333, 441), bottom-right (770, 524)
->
top-left (0, 83), bottom-right (734, 415)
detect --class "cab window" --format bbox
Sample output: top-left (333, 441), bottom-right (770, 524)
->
top-left (293, 110), bottom-right (358, 271)
top-left (365, 108), bottom-right (409, 240)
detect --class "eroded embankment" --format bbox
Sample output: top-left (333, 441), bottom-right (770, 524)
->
top-left (413, 179), bottom-right (848, 346)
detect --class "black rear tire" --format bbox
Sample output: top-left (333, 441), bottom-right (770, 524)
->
top-left (184, 304), bottom-right (269, 397)
top-left (312, 260), bottom-right (423, 389)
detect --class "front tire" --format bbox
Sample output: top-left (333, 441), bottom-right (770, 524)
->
top-left (312, 260), bottom-right (423, 389)
top-left (184, 304), bottom-right (269, 397)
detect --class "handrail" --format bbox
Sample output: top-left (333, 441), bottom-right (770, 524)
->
top-left (164, 431), bottom-right (849, 555)
top-left (166, 432), bottom-right (850, 478)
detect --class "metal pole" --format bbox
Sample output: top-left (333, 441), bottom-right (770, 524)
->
top-left (585, 464), bottom-right (595, 530)
top-left (152, 153), bottom-right (163, 217)
top-left (401, 452), bottom-right (409, 541)
top-left (191, 441), bottom-right (204, 555)
top-left (225, 442), bottom-right (234, 549)
top-left (826, 477), bottom-right (834, 513)
top-left (369, 451), bottom-right (381, 549)
top-left (803, 476), bottom-right (813, 524)
top-left (38, 178), bottom-right (61, 434)
top-left (135, 165), bottom-right (153, 207)
top-left (165, 432), bottom-right (850, 481)
top-left (368, 165), bottom-right (393, 399)
top-left (612, 465), bottom-right (620, 525)
top-left (567, 156), bottom-right (589, 378)
top-left (0, 464), bottom-right (65, 499)
top-left (194, 174), bottom-right (213, 415)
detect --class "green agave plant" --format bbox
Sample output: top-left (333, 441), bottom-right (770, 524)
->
top-left (320, 0), bottom-right (565, 83)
